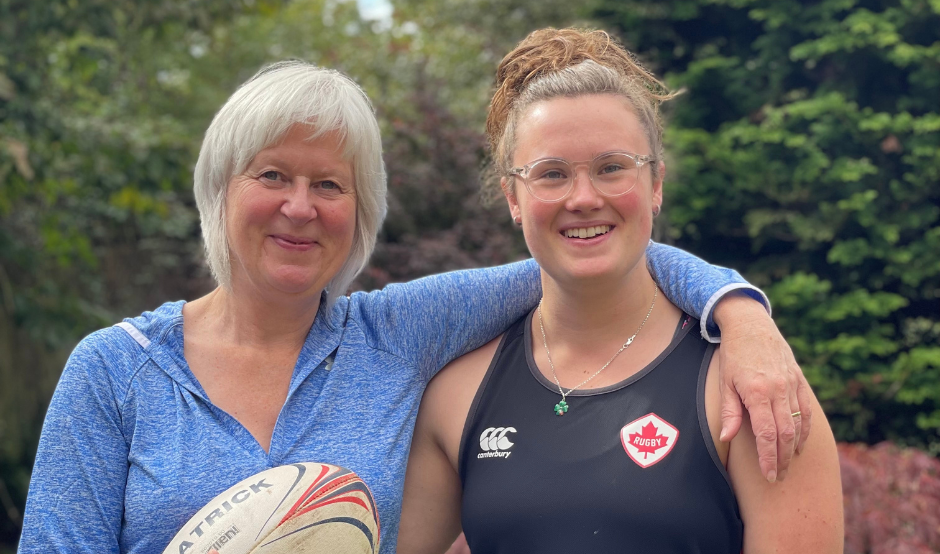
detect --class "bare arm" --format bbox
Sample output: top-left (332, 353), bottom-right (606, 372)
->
top-left (398, 338), bottom-right (501, 554)
top-left (397, 409), bottom-right (463, 554)
top-left (709, 347), bottom-right (843, 553)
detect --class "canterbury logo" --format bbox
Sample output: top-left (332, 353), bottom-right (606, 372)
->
top-left (477, 427), bottom-right (516, 459)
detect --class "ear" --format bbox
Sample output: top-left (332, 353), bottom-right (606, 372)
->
top-left (501, 177), bottom-right (522, 223)
top-left (652, 161), bottom-right (666, 208)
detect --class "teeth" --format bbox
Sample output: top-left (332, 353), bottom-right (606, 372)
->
top-left (564, 225), bottom-right (610, 239)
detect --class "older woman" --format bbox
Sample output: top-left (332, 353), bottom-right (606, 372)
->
top-left (397, 29), bottom-right (842, 554)
top-left (20, 61), bottom-right (810, 554)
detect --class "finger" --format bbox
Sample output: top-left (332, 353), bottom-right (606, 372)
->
top-left (747, 395), bottom-right (779, 482)
top-left (788, 370), bottom-right (802, 452)
top-left (795, 371), bottom-right (814, 454)
top-left (773, 376), bottom-right (797, 480)
top-left (779, 384), bottom-right (801, 481)
top-left (719, 381), bottom-right (744, 443)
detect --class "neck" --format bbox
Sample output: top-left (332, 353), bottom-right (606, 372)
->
top-left (538, 263), bottom-right (660, 349)
top-left (187, 283), bottom-right (322, 349)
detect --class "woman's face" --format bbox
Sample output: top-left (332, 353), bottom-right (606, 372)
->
top-left (225, 124), bottom-right (357, 299)
top-left (505, 94), bottom-right (663, 288)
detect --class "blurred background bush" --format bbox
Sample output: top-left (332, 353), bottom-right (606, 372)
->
top-left (1, 0), bottom-right (937, 551)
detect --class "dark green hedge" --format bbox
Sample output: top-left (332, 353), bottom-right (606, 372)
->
top-left (594, 0), bottom-right (940, 450)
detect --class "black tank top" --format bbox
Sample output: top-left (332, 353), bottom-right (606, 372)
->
top-left (458, 312), bottom-right (743, 553)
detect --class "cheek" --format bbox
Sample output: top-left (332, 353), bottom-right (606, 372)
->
top-left (322, 200), bottom-right (358, 244)
top-left (620, 191), bottom-right (644, 211)
top-left (617, 189), bottom-right (653, 223)
top-left (519, 195), bottom-right (553, 224)
top-left (519, 203), bottom-right (557, 253)
top-left (224, 190), bottom-right (285, 263)
top-left (227, 185), bottom-right (278, 230)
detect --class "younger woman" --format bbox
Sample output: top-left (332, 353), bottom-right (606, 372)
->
top-left (398, 29), bottom-right (843, 553)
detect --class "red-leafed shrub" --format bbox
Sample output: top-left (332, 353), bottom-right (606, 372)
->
top-left (841, 442), bottom-right (940, 554)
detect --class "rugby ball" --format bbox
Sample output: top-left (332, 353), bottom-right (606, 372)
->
top-left (162, 463), bottom-right (380, 554)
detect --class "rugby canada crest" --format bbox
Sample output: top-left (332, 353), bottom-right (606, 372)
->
top-left (620, 413), bottom-right (679, 468)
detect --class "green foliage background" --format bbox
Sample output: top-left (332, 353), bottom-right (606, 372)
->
top-left (1, 0), bottom-right (937, 549)
top-left (595, 0), bottom-right (940, 450)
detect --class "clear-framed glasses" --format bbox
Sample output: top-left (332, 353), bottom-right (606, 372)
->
top-left (508, 151), bottom-right (654, 203)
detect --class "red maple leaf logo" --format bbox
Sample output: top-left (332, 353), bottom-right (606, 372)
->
top-left (628, 421), bottom-right (670, 459)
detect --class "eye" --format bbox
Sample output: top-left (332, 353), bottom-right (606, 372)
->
top-left (531, 166), bottom-right (569, 181)
top-left (260, 170), bottom-right (282, 182)
top-left (595, 154), bottom-right (638, 178)
top-left (314, 180), bottom-right (346, 197)
top-left (598, 163), bottom-right (626, 175)
top-left (528, 160), bottom-right (570, 183)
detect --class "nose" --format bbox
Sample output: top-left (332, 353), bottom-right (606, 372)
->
top-left (280, 178), bottom-right (319, 224)
top-left (564, 167), bottom-right (604, 212)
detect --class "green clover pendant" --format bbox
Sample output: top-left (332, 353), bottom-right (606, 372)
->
top-left (554, 400), bottom-right (569, 416)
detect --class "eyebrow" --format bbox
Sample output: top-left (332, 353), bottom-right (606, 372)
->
top-left (532, 150), bottom-right (639, 162)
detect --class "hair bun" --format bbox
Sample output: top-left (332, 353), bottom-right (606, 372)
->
top-left (486, 28), bottom-right (670, 155)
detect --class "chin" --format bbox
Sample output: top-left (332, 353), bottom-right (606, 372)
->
top-left (265, 266), bottom-right (326, 297)
top-left (551, 264), bottom-right (618, 285)
top-left (546, 254), bottom-right (641, 287)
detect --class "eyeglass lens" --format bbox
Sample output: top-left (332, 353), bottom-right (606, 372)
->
top-left (525, 153), bottom-right (640, 202)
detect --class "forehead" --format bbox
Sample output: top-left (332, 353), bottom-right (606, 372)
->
top-left (514, 94), bottom-right (649, 162)
top-left (250, 124), bottom-right (352, 174)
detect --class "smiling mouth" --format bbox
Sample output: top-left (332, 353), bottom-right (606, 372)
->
top-left (272, 235), bottom-right (315, 247)
top-left (562, 225), bottom-right (612, 239)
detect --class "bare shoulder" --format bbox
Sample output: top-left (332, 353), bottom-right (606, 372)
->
top-left (400, 340), bottom-right (504, 554)
top-left (420, 335), bottom-right (504, 468)
top-left (702, 344), bottom-right (728, 464)
top-left (428, 336), bottom-right (502, 392)
top-left (729, 385), bottom-right (843, 552)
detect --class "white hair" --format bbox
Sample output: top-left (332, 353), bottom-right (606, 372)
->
top-left (193, 60), bottom-right (387, 312)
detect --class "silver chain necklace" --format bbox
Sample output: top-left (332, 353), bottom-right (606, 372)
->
top-left (538, 284), bottom-right (658, 416)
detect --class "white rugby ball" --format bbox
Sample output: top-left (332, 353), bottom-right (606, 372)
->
top-left (162, 463), bottom-right (380, 554)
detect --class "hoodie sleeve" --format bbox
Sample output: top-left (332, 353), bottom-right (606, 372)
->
top-left (352, 241), bottom-right (767, 381)
top-left (353, 259), bottom-right (542, 382)
top-left (646, 241), bottom-right (770, 342)
top-left (18, 329), bottom-right (136, 554)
